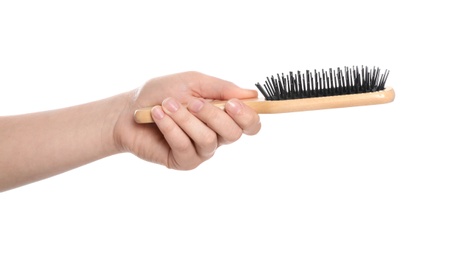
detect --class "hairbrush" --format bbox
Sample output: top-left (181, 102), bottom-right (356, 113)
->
top-left (134, 66), bottom-right (395, 123)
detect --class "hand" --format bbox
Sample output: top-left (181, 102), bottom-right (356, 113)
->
top-left (114, 71), bottom-right (261, 170)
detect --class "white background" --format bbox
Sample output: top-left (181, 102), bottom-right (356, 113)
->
top-left (1, 0), bottom-right (450, 259)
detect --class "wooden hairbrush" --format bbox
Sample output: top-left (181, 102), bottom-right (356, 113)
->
top-left (134, 66), bottom-right (395, 124)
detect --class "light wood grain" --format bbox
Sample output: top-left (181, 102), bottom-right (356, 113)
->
top-left (134, 87), bottom-right (395, 124)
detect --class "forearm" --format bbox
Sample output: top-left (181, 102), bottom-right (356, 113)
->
top-left (0, 92), bottom-right (130, 191)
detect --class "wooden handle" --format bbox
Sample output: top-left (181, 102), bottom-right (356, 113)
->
top-left (134, 87), bottom-right (395, 124)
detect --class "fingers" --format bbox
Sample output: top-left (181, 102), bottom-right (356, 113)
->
top-left (187, 98), bottom-right (244, 145)
top-left (152, 98), bottom-right (220, 169)
top-left (151, 105), bottom-right (201, 170)
top-left (151, 97), bottom-right (261, 169)
top-left (163, 98), bottom-right (220, 157)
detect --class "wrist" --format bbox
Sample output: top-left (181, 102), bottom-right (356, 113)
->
top-left (108, 89), bottom-right (139, 155)
top-left (102, 90), bottom-right (135, 156)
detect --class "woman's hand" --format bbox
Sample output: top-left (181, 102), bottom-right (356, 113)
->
top-left (114, 71), bottom-right (261, 170)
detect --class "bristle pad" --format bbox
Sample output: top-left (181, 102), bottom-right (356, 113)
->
top-left (255, 66), bottom-right (389, 100)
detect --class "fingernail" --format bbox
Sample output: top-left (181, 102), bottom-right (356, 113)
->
top-left (226, 99), bottom-right (243, 115)
top-left (162, 98), bottom-right (180, 113)
top-left (188, 99), bottom-right (204, 113)
top-left (151, 106), bottom-right (165, 120)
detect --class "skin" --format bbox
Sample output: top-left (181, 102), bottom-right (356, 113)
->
top-left (0, 71), bottom-right (261, 192)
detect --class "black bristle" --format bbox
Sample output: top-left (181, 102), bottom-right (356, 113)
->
top-left (255, 66), bottom-right (390, 101)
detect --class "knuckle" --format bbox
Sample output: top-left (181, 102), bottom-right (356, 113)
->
top-left (222, 128), bottom-right (242, 144)
top-left (202, 132), bottom-right (218, 146)
top-left (230, 129), bottom-right (243, 142)
top-left (174, 141), bottom-right (192, 153)
top-left (244, 120), bottom-right (261, 135)
top-left (241, 114), bottom-right (261, 131)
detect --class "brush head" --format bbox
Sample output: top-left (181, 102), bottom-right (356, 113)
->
top-left (255, 66), bottom-right (389, 101)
